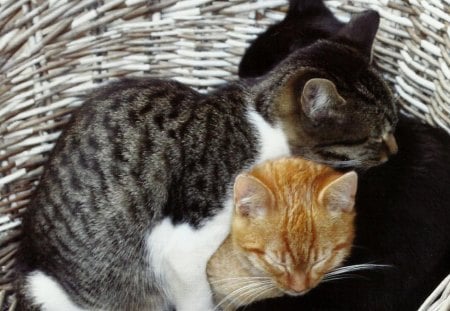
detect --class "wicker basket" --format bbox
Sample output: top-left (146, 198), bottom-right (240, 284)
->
top-left (0, 0), bottom-right (449, 310)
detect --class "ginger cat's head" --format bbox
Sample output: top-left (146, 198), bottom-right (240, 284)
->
top-left (233, 158), bottom-right (356, 295)
top-left (208, 157), bottom-right (357, 309)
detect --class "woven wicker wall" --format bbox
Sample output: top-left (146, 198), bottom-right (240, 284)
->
top-left (0, 0), bottom-right (449, 309)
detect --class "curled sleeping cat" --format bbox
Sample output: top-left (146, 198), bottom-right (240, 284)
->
top-left (17, 6), bottom-right (396, 311)
top-left (207, 157), bottom-right (358, 311)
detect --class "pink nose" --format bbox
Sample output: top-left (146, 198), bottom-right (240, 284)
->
top-left (288, 272), bottom-right (307, 293)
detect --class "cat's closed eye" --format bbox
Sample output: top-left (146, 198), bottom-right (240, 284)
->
top-left (312, 256), bottom-right (328, 269)
top-left (316, 138), bottom-right (369, 148)
top-left (265, 252), bottom-right (287, 270)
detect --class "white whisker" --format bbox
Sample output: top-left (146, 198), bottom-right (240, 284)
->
top-left (214, 281), bottom-right (273, 311)
top-left (226, 283), bottom-right (275, 311)
top-left (327, 263), bottom-right (392, 277)
top-left (214, 282), bottom-right (262, 311)
top-left (210, 276), bottom-right (272, 285)
top-left (322, 274), bottom-right (368, 282)
top-left (322, 263), bottom-right (392, 284)
top-left (243, 283), bottom-right (276, 306)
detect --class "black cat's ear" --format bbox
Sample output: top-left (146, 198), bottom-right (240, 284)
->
top-left (234, 174), bottom-right (274, 219)
top-left (289, 0), bottom-right (327, 14)
top-left (336, 10), bottom-right (380, 60)
top-left (300, 78), bottom-right (346, 121)
top-left (319, 171), bottom-right (358, 213)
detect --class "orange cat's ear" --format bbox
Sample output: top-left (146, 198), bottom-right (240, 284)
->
top-left (300, 78), bottom-right (346, 121)
top-left (234, 174), bottom-right (274, 218)
top-left (319, 171), bottom-right (357, 213)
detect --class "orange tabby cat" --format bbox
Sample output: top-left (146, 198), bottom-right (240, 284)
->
top-left (207, 157), bottom-right (357, 310)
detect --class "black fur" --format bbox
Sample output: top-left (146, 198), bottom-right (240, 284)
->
top-left (239, 0), bottom-right (344, 78)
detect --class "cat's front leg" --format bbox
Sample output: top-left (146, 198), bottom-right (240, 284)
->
top-left (160, 247), bottom-right (215, 311)
top-left (148, 216), bottom-right (232, 311)
top-left (169, 275), bottom-right (215, 311)
top-left (163, 241), bottom-right (216, 311)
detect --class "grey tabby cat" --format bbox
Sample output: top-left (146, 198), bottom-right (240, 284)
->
top-left (17, 9), bottom-right (397, 311)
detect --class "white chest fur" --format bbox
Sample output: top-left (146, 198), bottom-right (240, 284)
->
top-left (246, 109), bottom-right (291, 162)
top-left (147, 199), bottom-right (233, 311)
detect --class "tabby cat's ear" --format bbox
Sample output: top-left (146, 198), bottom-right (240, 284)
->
top-left (234, 174), bottom-right (274, 218)
top-left (319, 171), bottom-right (357, 213)
top-left (301, 78), bottom-right (345, 121)
top-left (336, 10), bottom-right (380, 60)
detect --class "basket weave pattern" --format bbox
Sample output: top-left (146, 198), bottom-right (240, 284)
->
top-left (0, 0), bottom-right (449, 309)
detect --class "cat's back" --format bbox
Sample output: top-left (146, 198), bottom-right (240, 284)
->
top-left (26, 78), bottom-right (200, 223)
top-left (68, 77), bottom-right (200, 136)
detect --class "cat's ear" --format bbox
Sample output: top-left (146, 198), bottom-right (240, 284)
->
top-left (234, 174), bottom-right (274, 218)
top-left (319, 171), bottom-right (357, 213)
top-left (301, 78), bottom-right (345, 121)
top-left (336, 10), bottom-right (380, 60)
top-left (289, 0), bottom-right (327, 14)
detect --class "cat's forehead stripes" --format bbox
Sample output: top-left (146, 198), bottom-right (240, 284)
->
top-left (279, 189), bottom-right (320, 269)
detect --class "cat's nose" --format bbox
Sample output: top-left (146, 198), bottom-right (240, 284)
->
top-left (380, 133), bottom-right (398, 162)
top-left (287, 271), bottom-right (307, 293)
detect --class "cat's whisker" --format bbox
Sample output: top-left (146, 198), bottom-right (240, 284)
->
top-left (214, 282), bottom-right (272, 311)
top-left (242, 283), bottom-right (276, 306)
top-left (214, 282), bottom-right (260, 311)
top-left (327, 263), bottom-right (392, 277)
top-left (215, 289), bottom-right (250, 310)
top-left (210, 278), bottom-right (273, 291)
top-left (323, 273), bottom-right (360, 280)
top-left (210, 276), bottom-right (272, 285)
top-left (223, 283), bottom-right (275, 311)
top-left (323, 263), bottom-right (392, 283)
top-left (211, 279), bottom-right (274, 301)
top-left (225, 286), bottom-right (261, 310)
top-left (236, 285), bottom-right (274, 311)
top-left (322, 274), bottom-right (369, 282)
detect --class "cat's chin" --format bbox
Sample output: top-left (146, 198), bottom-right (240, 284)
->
top-left (283, 289), bottom-right (310, 297)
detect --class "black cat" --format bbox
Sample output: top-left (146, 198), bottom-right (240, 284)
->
top-left (239, 0), bottom-right (450, 310)
top-left (239, 0), bottom-right (344, 78)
